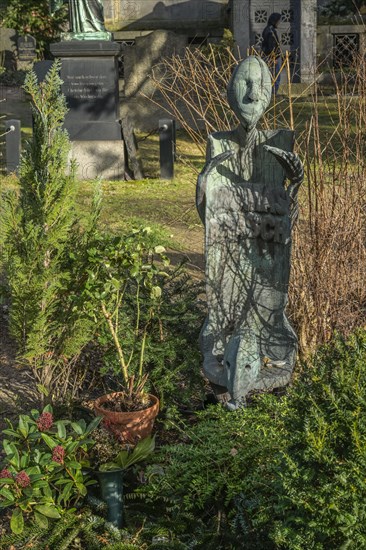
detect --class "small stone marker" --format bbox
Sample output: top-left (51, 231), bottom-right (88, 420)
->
top-left (17, 35), bottom-right (37, 62)
top-left (6, 119), bottom-right (21, 175)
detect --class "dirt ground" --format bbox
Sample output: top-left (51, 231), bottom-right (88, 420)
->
top-left (0, 307), bottom-right (38, 431)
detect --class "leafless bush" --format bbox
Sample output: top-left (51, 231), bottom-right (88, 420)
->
top-left (290, 56), bottom-right (366, 354)
top-left (149, 45), bottom-right (239, 155)
top-left (149, 46), bottom-right (366, 356)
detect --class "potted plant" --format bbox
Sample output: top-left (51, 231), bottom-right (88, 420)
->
top-left (90, 422), bottom-right (156, 528)
top-left (83, 229), bottom-right (169, 442)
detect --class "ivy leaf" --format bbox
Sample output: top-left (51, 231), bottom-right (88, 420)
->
top-left (75, 482), bottom-right (87, 496)
top-left (71, 422), bottom-right (83, 435)
top-left (3, 441), bottom-right (20, 468)
top-left (116, 435), bottom-right (156, 469)
top-left (59, 481), bottom-right (73, 505)
top-left (0, 487), bottom-right (15, 501)
top-left (56, 421), bottom-right (66, 439)
top-left (18, 416), bottom-right (29, 438)
top-left (151, 286), bottom-right (162, 299)
top-left (84, 415), bottom-right (102, 436)
top-left (0, 478), bottom-right (14, 486)
top-left (37, 385), bottom-right (49, 397)
top-left (1, 429), bottom-right (21, 439)
top-left (66, 461), bottom-right (81, 470)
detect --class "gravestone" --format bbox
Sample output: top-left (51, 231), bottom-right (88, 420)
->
top-left (50, 41), bottom-right (124, 180)
top-left (121, 116), bottom-right (144, 179)
top-left (197, 56), bottom-right (303, 407)
top-left (103, 0), bottom-right (229, 33)
top-left (0, 28), bottom-right (17, 72)
top-left (17, 34), bottom-right (37, 68)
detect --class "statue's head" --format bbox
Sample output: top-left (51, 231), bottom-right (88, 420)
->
top-left (227, 56), bottom-right (272, 130)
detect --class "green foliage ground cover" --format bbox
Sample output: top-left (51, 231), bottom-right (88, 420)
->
top-left (3, 330), bottom-right (365, 548)
top-left (130, 331), bottom-right (366, 549)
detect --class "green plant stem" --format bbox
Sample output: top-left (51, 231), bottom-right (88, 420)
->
top-left (138, 329), bottom-right (147, 383)
top-left (101, 301), bottom-right (129, 386)
top-left (135, 282), bottom-right (141, 337)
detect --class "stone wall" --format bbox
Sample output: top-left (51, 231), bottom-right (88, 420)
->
top-left (121, 29), bottom-right (187, 129)
top-left (104, 0), bottom-right (229, 36)
top-left (0, 27), bottom-right (17, 71)
top-left (317, 24), bottom-right (366, 70)
top-left (231, 0), bottom-right (317, 84)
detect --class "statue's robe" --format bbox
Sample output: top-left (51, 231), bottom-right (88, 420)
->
top-left (197, 126), bottom-right (298, 403)
top-left (69, 0), bottom-right (105, 33)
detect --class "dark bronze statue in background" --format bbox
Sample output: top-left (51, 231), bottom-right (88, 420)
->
top-left (49, 0), bottom-right (111, 40)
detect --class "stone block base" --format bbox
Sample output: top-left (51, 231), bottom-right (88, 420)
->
top-left (70, 141), bottom-right (125, 181)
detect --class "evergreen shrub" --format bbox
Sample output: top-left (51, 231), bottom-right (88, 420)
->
top-left (1, 61), bottom-right (101, 401)
top-left (0, 406), bottom-right (100, 534)
top-left (136, 395), bottom-right (287, 548)
top-left (136, 331), bottom-right (366, 549)
top-left (271, 331), bottom-right (366, 549)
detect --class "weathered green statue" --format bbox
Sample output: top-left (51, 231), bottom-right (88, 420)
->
top-left (197, 56), bottom-right (303, 408)
top-left (50, 0), bottom-right (111, 40)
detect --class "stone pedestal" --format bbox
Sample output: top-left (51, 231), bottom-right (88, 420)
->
top-left (50, 40), bottom-right (124, 180)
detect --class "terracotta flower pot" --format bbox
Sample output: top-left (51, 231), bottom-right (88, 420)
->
top-left (93, 392), bottom-right (159, 442)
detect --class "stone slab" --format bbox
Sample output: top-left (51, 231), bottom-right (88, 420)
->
top-left (51, 40), bottom-right (121, 57)
top-left (51, 40), bottom-right (122, 141)
top-left (103, 0), bottom-right (229, 32)
top-left (123, 30), bottom-right (186, 98)
top-left (69, 140), bottom-right (125, 180)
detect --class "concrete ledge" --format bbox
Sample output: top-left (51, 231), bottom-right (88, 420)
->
top-left (70, 141), bottom-right (125, 180)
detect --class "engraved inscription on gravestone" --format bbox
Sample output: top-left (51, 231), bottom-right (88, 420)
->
top-left (50, 41), bottom-right (122, 141)
top-left (17, 35), bottom-right (37, 61)
top-left (61, 57), bottom-right (119, 135)
top-left (64, 74), bottom-right (109, 101)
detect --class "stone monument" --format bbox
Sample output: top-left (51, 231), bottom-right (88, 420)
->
top-left (197, 56), bottom-right (303, 408)
top-left (17, 35), bottom-right (37, 69)
top-left (49, 0), bottom-right (124, 180)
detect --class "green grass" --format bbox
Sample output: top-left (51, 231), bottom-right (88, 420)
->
top-left (0, 91), bottom-right (351, 252)
top-left (75, 132), bottom-right (203, 249)
top-left (0, 129), bottom-right (204, 252)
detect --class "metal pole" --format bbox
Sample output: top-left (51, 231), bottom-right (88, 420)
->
top-left (159, 119), bottom-right (175, 180)
top-left (6, 119), bottom-right (21, 175)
